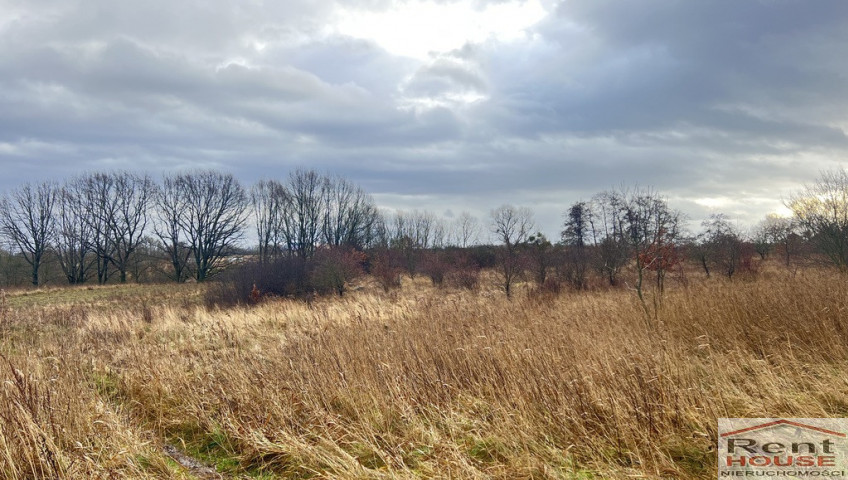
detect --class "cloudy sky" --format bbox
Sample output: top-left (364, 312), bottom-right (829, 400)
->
top-left (2, 0), bottom-right (848, 237)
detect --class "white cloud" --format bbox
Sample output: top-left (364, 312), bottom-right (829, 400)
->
top-left (1, 0), bottom-right (848, 236)
top-left (333, 0), bottom-right (548, 59)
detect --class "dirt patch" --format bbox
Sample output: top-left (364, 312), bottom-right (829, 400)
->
top-left (163, 444), bottom-right (225, 479)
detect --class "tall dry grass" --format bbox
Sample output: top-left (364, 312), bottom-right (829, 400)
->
top-left (1, 270), bottom-right (847, 478)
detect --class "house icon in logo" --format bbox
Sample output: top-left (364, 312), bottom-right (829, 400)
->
top-left (721, 419), bottom-right (847, 439)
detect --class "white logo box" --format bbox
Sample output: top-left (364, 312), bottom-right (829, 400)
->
top-left (718, 418), bottom-right (848, 476)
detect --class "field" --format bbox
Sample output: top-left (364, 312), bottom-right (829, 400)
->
top-left (1, 268), bottom-right (847, 479)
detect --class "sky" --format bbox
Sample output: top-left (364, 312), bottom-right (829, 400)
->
top-left (2, 0), bottom-right (848, 239)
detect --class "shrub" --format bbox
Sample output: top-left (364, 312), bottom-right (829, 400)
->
top-left (369, 249), bottom-right (403, 292)
top-left (206, 247), bottom-right (371, 307)
top-left (466, 245), bottom-right (497, 269)
top-left (738, 243), bottom-right (759, 277)
top-left (310, 247), bottom-right (366, 296)
top-left (205, 257), bottom-right (310, 307)
top-left (446, 268), bottom-right (480, 290)
top-left (444, 252), bottom-right (481, 290)
top-left (420, 250), bottom-right (450, 286)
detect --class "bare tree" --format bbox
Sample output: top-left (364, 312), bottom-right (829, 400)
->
top-left (80, 173), bottom-right (119, 284)
top-left (752, 214), bottom-right (798, 263)
top-left (788, 169), bottom-right (848, 269)
top-left (407, 210), bottom-right (437, 249)
top-left (387, 210), bottom-right (438, 276)
top-left (128, 236), bottom-right (160, 283)
top-left (699, 213), bottom-right (743, 278)
top-left (179, 171), bottom-right (249, 281)
top-left (0, 182), bottom-right (57, 286)
top-left (320, 175), bottom-right (379, 250)
top-left (590, 191), bottom-right (632, 286)
top-left (751, 222), bottom-right (772, 260)
top-left (431, 218), bottom-right (447, 249)
top-left (370, 210), bottom-right (392, 250)
top-left (491, 204), bottom-right (534, 297)
top-left (284, 169), bottom-right (325, 259)
top-left (74, 172), bottom-right (154, 283)
top-left (54, 180), bottom-right (93, 284)
top-left (252, 171), bottom-right (380, 262)
top-left (589, 188), bottom-right (682, 295)
top-left (389, 211), bottom-right (417, 276)
top-left (765, 214), bottom-right (800, 268)
top-left (0, 239), bottom-right (29, 286)
top-left (154, 175), bottom-right (193, 282)
top-left (251, 179), bottom-right (288, 263)
top-left (108, 173), bottom-right (154, 282)
top-left (620, 188), bottom-right (683, 299)
top-left (453, 211), bottom-right (480, 248)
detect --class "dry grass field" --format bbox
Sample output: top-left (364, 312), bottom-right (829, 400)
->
top-left (1, 267), bottom-right (847, 479)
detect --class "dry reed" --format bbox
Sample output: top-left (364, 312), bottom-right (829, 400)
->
top-left (1, 269), bottom-right (847, 478)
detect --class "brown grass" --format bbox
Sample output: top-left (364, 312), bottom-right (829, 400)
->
top-left (1, 268), bottom-right (847, 478)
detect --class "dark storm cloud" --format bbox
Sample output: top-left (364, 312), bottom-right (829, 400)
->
top-left (1, 0), bottom-right (848, 235)
top-left (458, 0), bottom-right (848, 227)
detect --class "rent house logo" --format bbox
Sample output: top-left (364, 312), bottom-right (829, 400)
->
top-left (719, 418), bottom-right (848, 477)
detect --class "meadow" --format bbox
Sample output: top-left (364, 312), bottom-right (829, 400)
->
top-left (1, 266), bottom-right (847, 479)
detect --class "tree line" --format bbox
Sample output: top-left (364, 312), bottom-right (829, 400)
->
top-left (1, 169), bottom-right (369, 286)
top-left (0, 168), bottom-right (484, 287)
top-left (2, 167), bottom-right (847, 298)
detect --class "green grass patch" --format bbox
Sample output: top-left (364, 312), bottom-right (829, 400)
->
top-left (467, 436), bottom-right (510, 464)
top-left (662, 438), bottom-right (711, 477)
top-left (167, 423), bottom-right (294, 478)
top-left (91, 371), bottom-right (123, 403)
top-left (402, 444), bottom-right (434, 469)
top-left (176, 424), bottom-right (240, 473)
top-left (345, 441), bottom-right (387, 470)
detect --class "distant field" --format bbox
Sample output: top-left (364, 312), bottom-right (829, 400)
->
top-left (2, 282), bottom-right (205, 310)
top-left (1, 268), bottom-right (847, 479)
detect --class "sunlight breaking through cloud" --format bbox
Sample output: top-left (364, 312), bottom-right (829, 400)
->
top-left (333, 0), bottom-right (548, 59)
